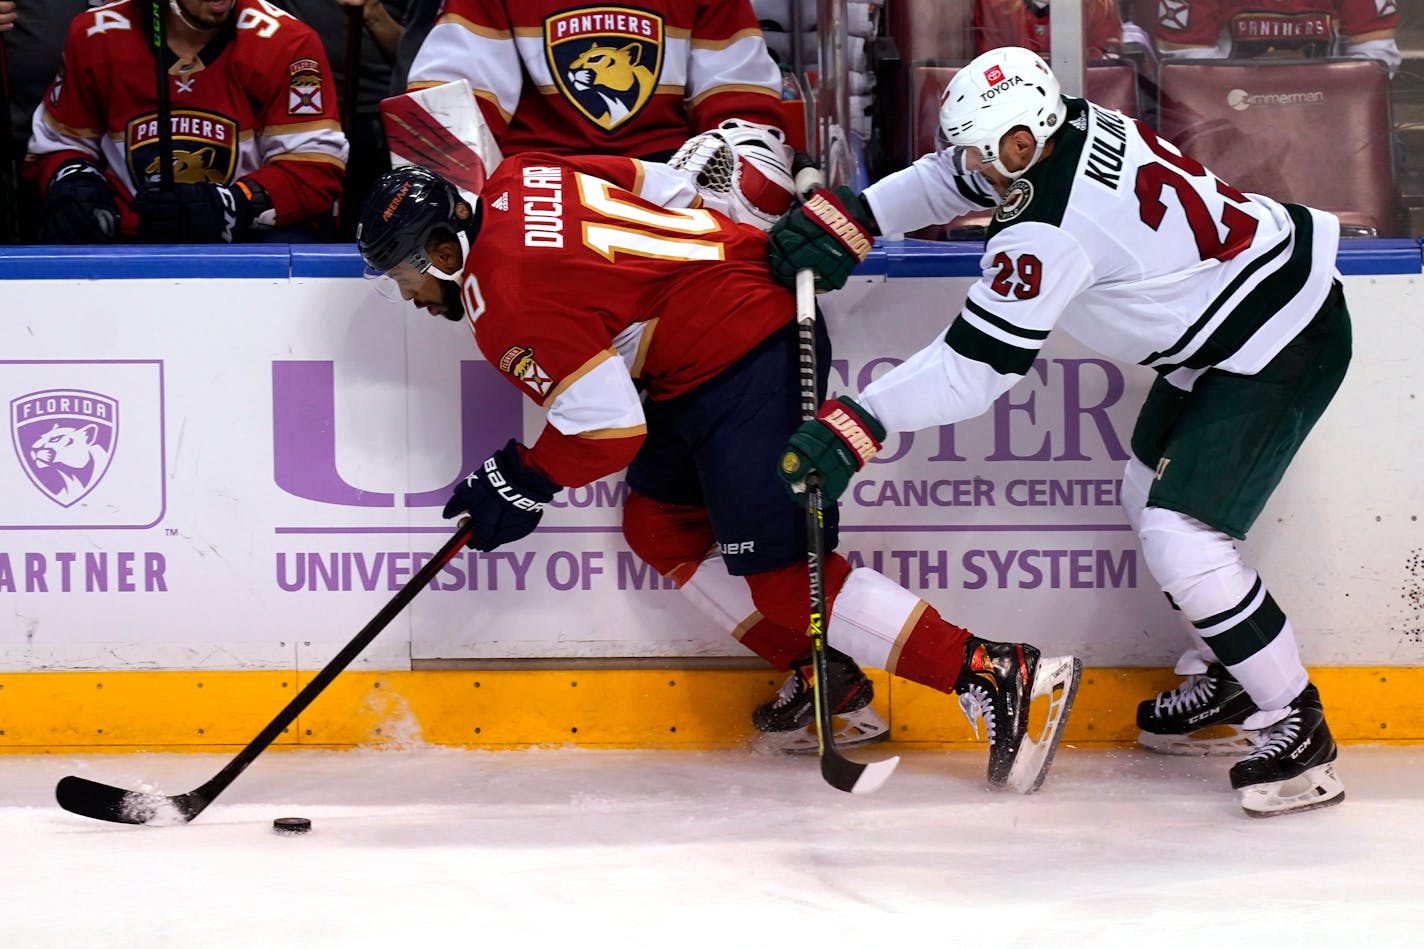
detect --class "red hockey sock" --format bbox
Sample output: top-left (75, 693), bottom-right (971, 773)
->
top-left (888, 604), bottom-right (972, 695)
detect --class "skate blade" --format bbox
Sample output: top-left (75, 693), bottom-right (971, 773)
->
top-left (1006, 655), bottom-right (1082, 794)
top-left (1137, 726), bottom-right (1253, 757)
top-left (1239, 761), bottom-right (1346, 817)
top-left (766, 707), bottom-right (891, 757)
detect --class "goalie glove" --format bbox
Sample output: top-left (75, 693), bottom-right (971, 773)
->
top-left (668, 118), bottom-right (795, 231)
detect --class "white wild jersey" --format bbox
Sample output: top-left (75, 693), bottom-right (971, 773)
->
top-left (858, 98), bottom-right (1341, 435)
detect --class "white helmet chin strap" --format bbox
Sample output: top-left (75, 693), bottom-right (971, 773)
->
top-left (426, 230), bottom-right (472, 284)
top-left (992, 139), bottom-right (1048, 182)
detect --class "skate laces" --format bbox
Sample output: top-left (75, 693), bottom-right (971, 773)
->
top-left (957, 684), bottom-right (997, 741)
top-left (770, 669), bottom-right (807, 710)
top-left (1242, 713), bottom-right (1300, 762)
top-left (1154, 673), bottom-right (1216, 715)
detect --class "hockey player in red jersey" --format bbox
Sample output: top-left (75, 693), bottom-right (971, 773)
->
top-left (354, 160), bottom-right (1083, 795)
top-left (26, 0), bottom-right (349, 243)
top-left (1146, 0), bottom-right (1400, 75)
top-left (770, 47), bottom-right (1351, 817)
top-left (398, 1), bottom-right (848, 741)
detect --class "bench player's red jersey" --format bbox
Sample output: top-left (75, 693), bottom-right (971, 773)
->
top-left (408, 0), bottom-right (784, 159)
top-left (26, 0), bottom-right (346, 231)
top-left (1151, 0), bottom-right (1396, 56)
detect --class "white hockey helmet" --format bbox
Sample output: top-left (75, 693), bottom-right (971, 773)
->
top-left (938, 46), bottom-right (1067, 181)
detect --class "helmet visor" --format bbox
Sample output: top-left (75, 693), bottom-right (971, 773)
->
top-left (363, 257), bottom-right (430, 303)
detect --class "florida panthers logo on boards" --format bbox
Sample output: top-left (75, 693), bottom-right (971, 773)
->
top-left (11, 388), bottom-right (119, 508)
top-left (545, 7), bottom-right (664, 132)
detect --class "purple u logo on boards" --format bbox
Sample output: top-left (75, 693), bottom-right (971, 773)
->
top-left (271, 360), bottom-right (519, 506)
top-left (12, 388), bottom-right (119, 508)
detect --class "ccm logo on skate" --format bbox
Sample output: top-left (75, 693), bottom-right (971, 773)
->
top-left (478, 460), bottom-right (546, 512)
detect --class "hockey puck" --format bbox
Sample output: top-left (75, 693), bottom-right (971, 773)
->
top-left (272, 816), bottom-right (312, 835)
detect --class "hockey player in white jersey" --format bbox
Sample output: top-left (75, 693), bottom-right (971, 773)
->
top-left (768, 46), bottom-right (1349, 817)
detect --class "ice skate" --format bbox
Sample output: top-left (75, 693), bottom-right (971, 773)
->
top-left (954, 638), bottom-right (1082, 793)
top-left (1229, 683), bottom-right (1344, 817)
top-left (752, 649), bottom-right (890, 754)
top-left (1137, 658), bottom-right (1260, 757)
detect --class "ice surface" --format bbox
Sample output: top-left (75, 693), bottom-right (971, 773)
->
top-left (4, 745), bottom-right (1421, 947)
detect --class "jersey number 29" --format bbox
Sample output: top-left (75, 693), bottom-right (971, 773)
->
top-left (1133, 120), bottom-right (1258, 263)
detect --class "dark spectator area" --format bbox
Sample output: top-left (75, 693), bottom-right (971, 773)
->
top-left (2, 0), bottom-right (1421, 243)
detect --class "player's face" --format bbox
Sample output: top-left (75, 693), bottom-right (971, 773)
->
top-left (960, 146), bottom-right (1011, 194)
top-left (175, 0), bottom-right (235, 30)
top-left (386, 262), bottom-right (464, 321)
top-left (961, 131), bottom-right (1036, 194)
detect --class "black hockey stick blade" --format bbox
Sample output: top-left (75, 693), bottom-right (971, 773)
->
top-left (55, 520), bottom-right (475, 825)
top-left (821, 739), bottom-right (900, 795)
top-left (55, 777), bottom-right (206, 826)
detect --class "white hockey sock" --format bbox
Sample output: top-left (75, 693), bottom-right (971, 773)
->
top-left (827, 568), bottom-right (927, 670)
top-left (679, 552), bottom-right (758, 635)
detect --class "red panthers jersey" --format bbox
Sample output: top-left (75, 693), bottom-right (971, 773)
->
top-left (26, 0), bottom-right (347, 232)
top-left (407, 0), bottom-right (784, 160)
top-left (461, 152), bottom-right (793, 486)
top-left (1150, 0), bottom-right (1397, 57)
top-left (974, 0), bottom-right (1123, 60)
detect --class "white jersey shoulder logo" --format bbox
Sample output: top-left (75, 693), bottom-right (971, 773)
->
top-left (994, 179), bottom-right (1034, 223)
top-left (491, 192), bottom-right (510, 212)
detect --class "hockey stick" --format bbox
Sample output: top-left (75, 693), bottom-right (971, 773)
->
top-left (791, 154), bottom-right (899, 795)
top-left (55, 520), bottom-right (476, 825)
top-left (149, 0), bottom-right (173, 189)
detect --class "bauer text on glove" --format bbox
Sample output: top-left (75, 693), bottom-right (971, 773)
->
top-left (442, 439), bottom-right (560, 551)
top-left (777, 397), bottom-right (886, 506)
top-left (767, 186), bottom-right (877, 291)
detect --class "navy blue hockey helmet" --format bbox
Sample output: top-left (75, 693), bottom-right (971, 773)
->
top-left (356, 165), bottom-right (476, 279)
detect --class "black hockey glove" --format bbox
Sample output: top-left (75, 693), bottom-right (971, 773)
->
top-left (133, 181), bottom-right (254, 243)
top-left (442, 439), bottom-right (560, 551)
top-left (37, 158), bottom-right (121, 244)
top-left (767, 185), bottom-right (877, 292)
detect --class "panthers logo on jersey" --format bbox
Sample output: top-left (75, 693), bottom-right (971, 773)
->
top-left (125, 109), bottom-right (238, 188)
top-left (545, 7), bottom-right (664, 133)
